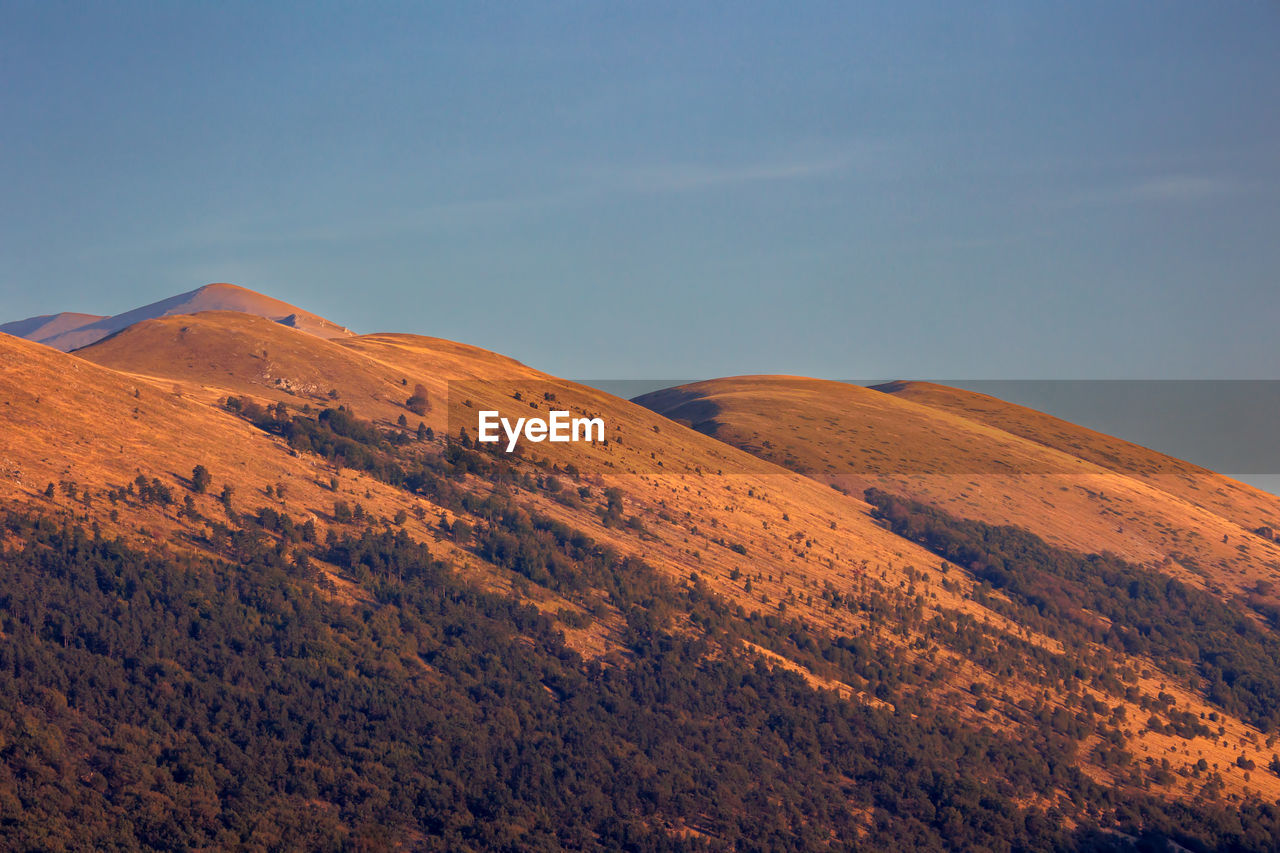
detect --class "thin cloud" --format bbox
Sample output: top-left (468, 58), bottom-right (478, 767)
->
top-left (154, 187), bottom-right (594, 250)
top-left (1066, 174), bottom-right (1241, 208)
top-left (606, 154), bottom-right (858, 194)
top-left (1121, 175), bottom-right (1237, 202)
top-left (133, 149), bottom-right (873, 253)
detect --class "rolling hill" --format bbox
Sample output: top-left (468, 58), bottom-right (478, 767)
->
top-left (875, 379), bottom-right (1280, 542)
top-left (634, 376), bottom-right (1280, 602)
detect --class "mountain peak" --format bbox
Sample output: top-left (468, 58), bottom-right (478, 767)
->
top-left (1, 283), bottom-right (354, 351)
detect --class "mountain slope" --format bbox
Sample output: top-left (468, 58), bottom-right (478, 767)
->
top-left (70, 313), bottom-right (961, 625)
top-left (4, 282), bottom-right (352, 351)
top-left (875, 380), bottom-right (1280, 539)
top-left (7, 298), bottom-right (1280, 844)
top-left (11, 317), bottom-right (977, 653)
top-left (76, 311), bottom-right (416, 420)
top-left (635, 376), bottom-right (1280, 601)
top-left (39, 322), bottom-right (1280, 792)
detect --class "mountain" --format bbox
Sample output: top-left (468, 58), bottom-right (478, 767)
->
top-left (2, 282), bottom-right (353, 351)
top-left (68, 311), bottom-right (940, 618)
top-left (0, 311), bottom-right (107, 345)
top-left (3, 291), bottom-right (1280, 849)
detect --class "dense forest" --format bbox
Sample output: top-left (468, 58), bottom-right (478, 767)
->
top-left (0, 503), bottom-right (1278, 850)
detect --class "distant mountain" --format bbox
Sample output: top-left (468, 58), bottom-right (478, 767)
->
top-left (1, 282), bottom-right (353, 351)
top-left (0, 311), bottom-right (106, 345)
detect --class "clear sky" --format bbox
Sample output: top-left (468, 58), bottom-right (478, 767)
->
top-left (2, 2), bottom-right (1277, 380)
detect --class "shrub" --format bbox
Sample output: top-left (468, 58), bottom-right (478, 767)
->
top-left (406, 384), bottom-right (430, 416)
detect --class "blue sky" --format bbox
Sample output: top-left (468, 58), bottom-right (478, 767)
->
top-left (2, 1), bottom-right (1277, 379)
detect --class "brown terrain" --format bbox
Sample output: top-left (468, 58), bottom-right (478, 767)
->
top-left (4, 288), bottom-right (1279, 807)
top-left (635, 376), bottom-right (1280, 602)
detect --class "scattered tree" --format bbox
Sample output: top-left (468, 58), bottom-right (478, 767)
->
top-left (405, 384), bottom-right (430, 416)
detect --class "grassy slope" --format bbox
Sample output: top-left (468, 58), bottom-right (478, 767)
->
top-left (878, 380), bottom-right (1280, 542)
top-left (5, 323), bottom-right (1279, 801)
top-left (635, 376), bottom-right (1280, 600)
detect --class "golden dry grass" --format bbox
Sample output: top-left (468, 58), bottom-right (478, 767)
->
top-left (5, 321), bottom-right (1279, 801)
top-left (636, 376), bottom-right (1280, 601)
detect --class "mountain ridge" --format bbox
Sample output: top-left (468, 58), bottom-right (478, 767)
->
top-left (2, 282), bottom-right (353, 351)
